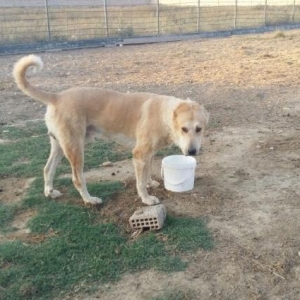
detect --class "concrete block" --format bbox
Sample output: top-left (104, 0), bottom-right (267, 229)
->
top-left (129, 204), bottom-right (166, 231)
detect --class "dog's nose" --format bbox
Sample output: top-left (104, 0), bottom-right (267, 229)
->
top-left (188, 149), bottom-right (197, 156)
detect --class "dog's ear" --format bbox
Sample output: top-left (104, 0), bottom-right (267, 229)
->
top-left (173, 102), bottom-right (188, 120)
top-left (202, 105), bottom-right (209, 125)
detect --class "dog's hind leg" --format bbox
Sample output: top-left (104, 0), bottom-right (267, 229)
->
top-left (132, 148), bottom-right (160, 206)
top-left (44, 136), bottom-right (64, 199)
top-left (62, 141), bottom-right (102, 205)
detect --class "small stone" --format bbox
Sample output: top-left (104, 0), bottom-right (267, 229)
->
top-left (102, 161), bottom-right (113, 167)
top-left (15, 189), bottom-right (22, 196)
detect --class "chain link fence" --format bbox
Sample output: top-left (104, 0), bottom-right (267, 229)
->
top-left (1, 0), bottom-right (300, 54)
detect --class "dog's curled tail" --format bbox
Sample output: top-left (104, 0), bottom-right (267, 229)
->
top-left (13, 55), bottom-right (57, 105)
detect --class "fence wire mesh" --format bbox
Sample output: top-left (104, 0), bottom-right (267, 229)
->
top-left (1, 0), bottom-right (300, 54)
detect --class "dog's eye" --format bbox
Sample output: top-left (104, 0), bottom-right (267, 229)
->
top-left (182, 127), bottom-right (188, 133)
top-left (196, 127), bottom-right (202, 133)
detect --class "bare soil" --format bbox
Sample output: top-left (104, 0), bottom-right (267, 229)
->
top-left (1, 29), bottom-right (300, 299)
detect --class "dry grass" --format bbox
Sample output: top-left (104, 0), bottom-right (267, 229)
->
top-left (0, 4), bottom-right (298, 45)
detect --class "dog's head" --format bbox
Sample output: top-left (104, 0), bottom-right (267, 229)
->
top-left (172, 100), bottom-right (209, 156)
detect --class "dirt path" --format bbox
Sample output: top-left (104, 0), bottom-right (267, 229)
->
top-left (1, 29), bottom-right (300, 299)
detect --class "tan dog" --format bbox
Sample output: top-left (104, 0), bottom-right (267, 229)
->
top-left (13, 55), bottom-right (209, 206)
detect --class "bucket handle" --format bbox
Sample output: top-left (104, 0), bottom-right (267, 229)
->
top-left (161, 167), bottom-right (195, 186)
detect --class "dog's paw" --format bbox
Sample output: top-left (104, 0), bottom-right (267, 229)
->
top-left (84, 196), bottom-right (103, 205)
top-left (45, 189), bottom-right (63, 199)
top-left (147, 180), bottom-right (160, 189)
top-left (142, 195), bottom-right (160, 206)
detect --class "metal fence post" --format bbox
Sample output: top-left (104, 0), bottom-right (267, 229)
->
top-left (44, 0), bottom-right (51, 41)
top-left (292, 0), bottom-right (296, 23)
top-left (234, 0), bottom-right (238, 29)
top-left (130, 0), bottom-right (133, 27)
top-left (264, 0), bottom-right (267, 26)
top-left (104, 0), bottom-right (109, 37)
top-left (197, 0), bottom-right (201, 32)
top-left (157, 0), bottom-right (160, 35)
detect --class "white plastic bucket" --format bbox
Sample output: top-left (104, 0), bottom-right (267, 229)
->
top-left (161, 155), bottom-right (197, 192)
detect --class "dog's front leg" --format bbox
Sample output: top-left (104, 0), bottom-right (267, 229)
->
top-left (132, 149), bottom-right (160, 206)
top-left (146, 156), bottom-right (160, 189)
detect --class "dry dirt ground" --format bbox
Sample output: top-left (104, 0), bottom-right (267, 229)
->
top-left (1, 29), bottom-right (300, 299)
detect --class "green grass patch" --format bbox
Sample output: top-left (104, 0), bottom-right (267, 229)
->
top-left (164, 216), bottom-right (213, 252)
top-left (0, 178), bottom-right (211, 299)
top-left (0, 179), bottom-right (213, 300)
top-left (0, 121), bottom-right (48, 140)
top-left (0, 204), bottom-right (17, 232)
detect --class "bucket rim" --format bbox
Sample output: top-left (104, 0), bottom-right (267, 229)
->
top-left (162, 155), bottom-right (196, 168)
